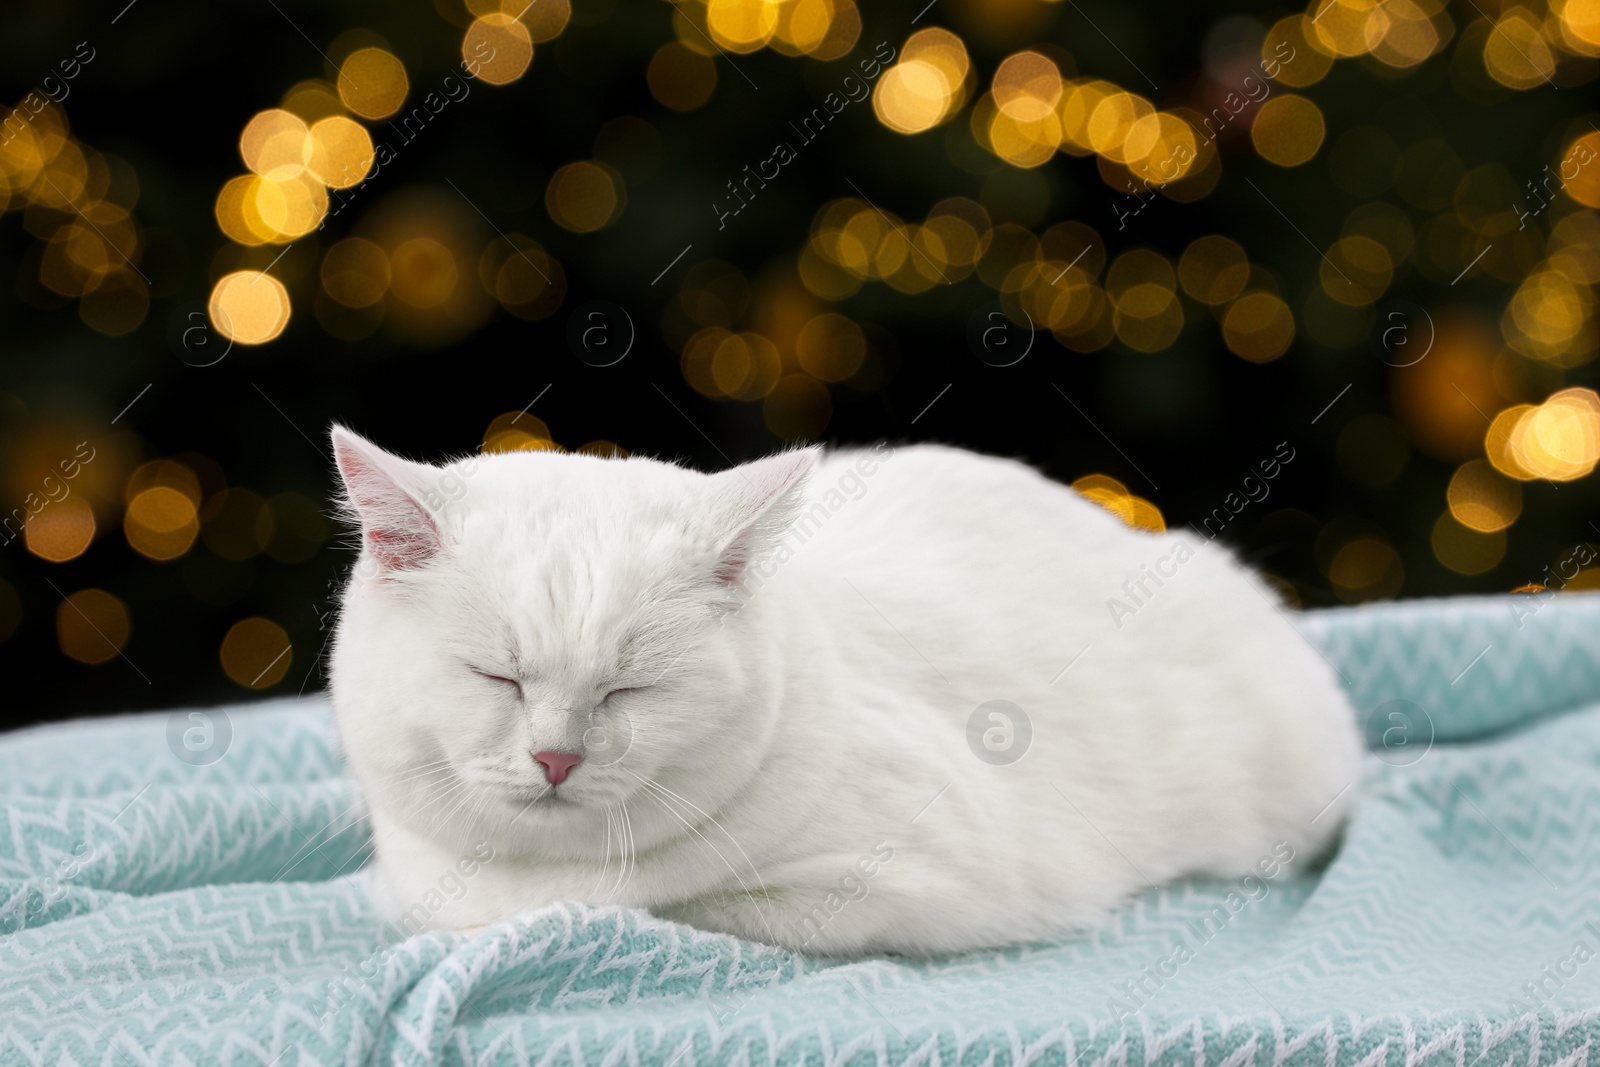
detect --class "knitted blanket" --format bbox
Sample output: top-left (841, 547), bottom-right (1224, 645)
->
top-left (3, 593), bottom-right (1599, 1066)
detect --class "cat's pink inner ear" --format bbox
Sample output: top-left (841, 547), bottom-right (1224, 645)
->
top-left (712, 448), bottom-right (819, 584)
top-left (332, 431), bottom-right (440, 573)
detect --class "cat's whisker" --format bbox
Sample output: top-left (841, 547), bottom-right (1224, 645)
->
top-left (409, 774), bottom-right (463, 816)
top-left (617, 799), bottom-right (637, 897)
top-left (416, 775), bottom-right (471, 834)
top-left (369, 759), bottom-right (452, 786)
top-left (634, 781), bottom-right (778, 943)
top-left (629, 770), bottom-right (775, 917)
top-left (592, 806), bottom-right (615, 899)
top-left (329, 838), bottom-right (378, 879)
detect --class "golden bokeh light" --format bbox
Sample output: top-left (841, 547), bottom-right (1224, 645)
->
top-left (648, 42), bottom-right (718, 111)
top-left (1073, 476), bottom-right (1166, 532)
top-left (1308, 0), bottom-right (1373, 57)
top-left (322, 238), bottom-right (391, 308)
top-left (770, 0), bottom-right (834, 54)
top-left (1266, 17), bottom-right (1335, 88)
top-left (993, 51), bottom-right (1062, 122)
top-left (281, 79), bottom-right (345, 122)
top-left (706, 0), bottom-right (780, 52)
top-left (389, 237), bottom-right (459, 308)
top-left (215, 176), bottom-right (270, 246)
top-left (1321, 235), bottom-right (1394, 306)
top-left (1251, 94), bottom-right (1325, 167)
top-left (796, 313), bottom-right (867, 381)
top-left (24, 495), bottom-right (95, 563)
top-left (1222, 291), bottom-right (1295, 363)
top-left (209, 271), bottom-right (292, 345)
top-left (713, 332), bottom-right (783, 400)
top-left (337, 47), bottom-right (410, 121)
top-left (1104, 249), bottom-right (1181, 353)
top-left (465, 14), bottom-right (534, 85)
top-left (1557, 0), bottom-right (1600, 52)
top-left (1085, 90), bottom-right (1154, 163)
top-left (1178, 235), bottom-right (1250, 305)
top-left (1328, 536), bottom-right (1405, 602)
top-left (875, 60), bottom-right (954, 135)
top-left (1367, 0), bottom-right (1443, 68)
top-left (480, 235), bottom-right (566, 320)
top-left (481, 411), bottom-right (555, 453)
top-left (239, 109), bottom-right (309, 179)
top-left (1446, 459), bottom-right (1522, 532)
top-left (546, 161), bottom-right (623, 233)
top-left (306, 117), bottom-right (374, 189)
top-left (516, 0), bottom-right (572, 42)
top-left (57, 589), bottom-right (130, 665)
top-left (124, 486), bottom-right (200, 561)
top-left (252, 171), bottom-right (328, 240)
top-left (1485, 391), bottom-right (1600, 482)
top-left (126, 459), bottom-right (202, 508)
top-left (220, 617), bottom-right (293, 689)
top-left (1432, 512), bottom-right (1507, 576)
top-left (1390, 313), bottom-right (1502, 460)
top-left (903, 27), bottom-right (970, 92)
top-left (1484, 10), bottom-right (1557, 89)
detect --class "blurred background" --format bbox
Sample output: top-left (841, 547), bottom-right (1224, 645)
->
top-left (1, 0), bottom-right (1597, 729)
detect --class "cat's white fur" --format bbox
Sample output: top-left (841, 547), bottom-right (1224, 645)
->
top-left (329, 427), bottom-right (1361, 956)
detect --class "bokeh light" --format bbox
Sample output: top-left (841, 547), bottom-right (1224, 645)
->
top-left (546, 161), bottom-right (624, 233)
top-left (209, 271), bottom-right (292, 344)
top-left (1072, 474), bottom-right (1166, 532)
top-left (465, 15), bottom-right (534, 85)
top-left (337, 47), bottom-right (409, 121)
top-left (24, 496), bottom-right (95, 563)
top-left (1222, 291), bottom-right (1295, 362)
top-left (56, 589), bottom-right (129, 665)
top-left (1446, 459), bottom-right (1522, 532)
top-left (306, 117), bottom-right (374, 189)
top-left (220, 617), bottom-right (293, 689)
top-left (1251, 95), bottom-right (1326, 167)
top-left (1328, 536), bottom-right (1405, 602)
top-left (648, 42), bottom-right (718, 110)
top-left (322, 238), bottom-right (391, 307)
top-left (124, 487), bottom-right (200, 561)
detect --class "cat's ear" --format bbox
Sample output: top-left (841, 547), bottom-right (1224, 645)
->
top-left (330, 425), bottom-right (442, 573)
top-left (705, 447), bottom-right (820, 583)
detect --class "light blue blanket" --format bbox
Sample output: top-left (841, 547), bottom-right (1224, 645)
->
top-left (5, 593), bottom-right (1600, 1066)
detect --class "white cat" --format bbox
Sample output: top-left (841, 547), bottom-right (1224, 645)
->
top-left (328, 426), bottom-right (1361, 957)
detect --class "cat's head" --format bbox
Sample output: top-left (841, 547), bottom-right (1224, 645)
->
top-left (326, 425), bottom-right (816, 851)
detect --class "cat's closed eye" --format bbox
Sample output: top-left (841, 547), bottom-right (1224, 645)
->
top-left (603, 687), bottom-right (640, 701)
top-left (469, 668), bottom-right (522, 694)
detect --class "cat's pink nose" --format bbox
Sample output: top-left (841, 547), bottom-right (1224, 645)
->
top-left (533, 750), bottom-right (583, 786)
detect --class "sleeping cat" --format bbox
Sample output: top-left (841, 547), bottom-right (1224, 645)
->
top-left (328, 426), bottom-right (1361, 956)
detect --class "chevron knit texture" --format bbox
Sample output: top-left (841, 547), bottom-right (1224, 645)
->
top-left (3, 592), bottom-right (1600, 1066)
